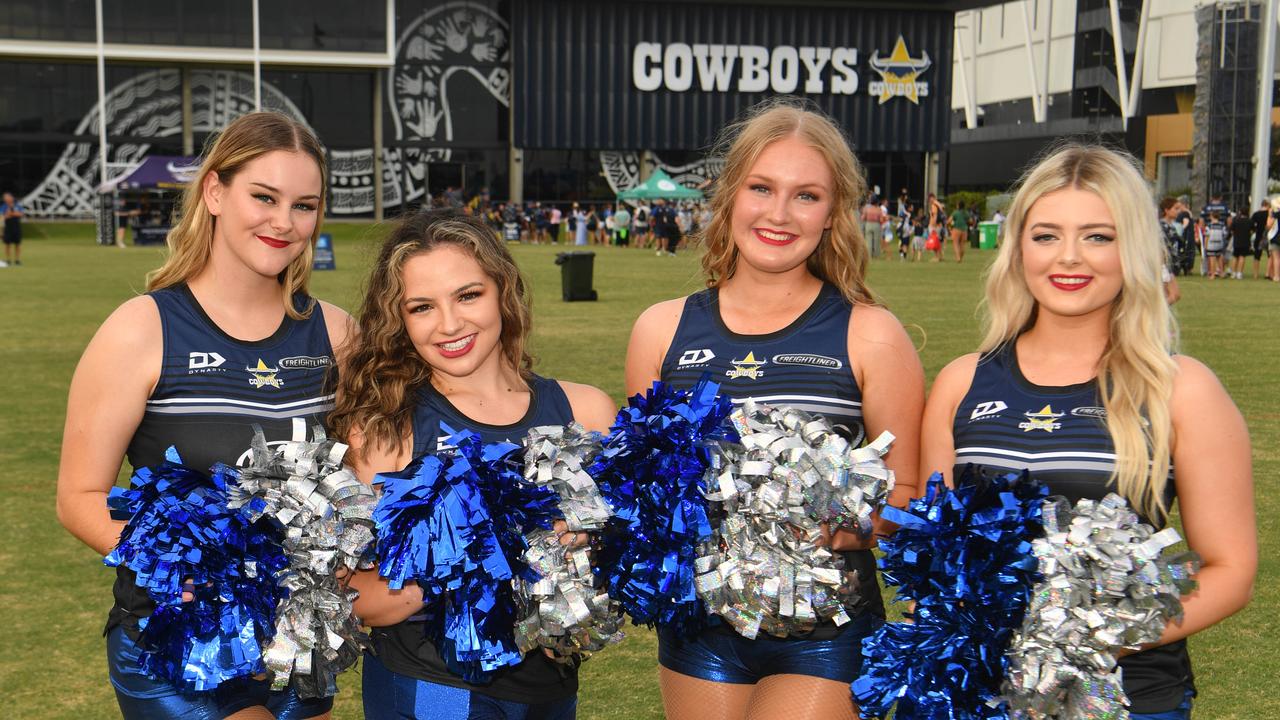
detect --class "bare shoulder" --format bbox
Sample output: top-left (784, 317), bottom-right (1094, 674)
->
top-left (1170, 354), bottom-right (1232, 408)
top-left (849, 303), bottom-right (907, 334)
top-left (93, 294), bottom-right (162, 351)
top-left (557, 380), bottom-right (620, 434)
top-left (315, 299), bottom-right (355, 353)
top-left (631, 296), bottom-right (688, 341)
top-left (931, 352), bottom-right (982, 397)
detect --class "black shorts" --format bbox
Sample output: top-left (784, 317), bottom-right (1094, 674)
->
top-left (3, 230), bottom-right (19, 245)
top-left (1233, 237), bottom-right (1252, 257)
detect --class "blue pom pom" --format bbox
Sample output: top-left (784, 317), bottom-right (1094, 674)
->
top-left (853, 467), bottom-right (1046, 720)
top-left (590, 378), bottom-right (737, 635)
top-left (105, 449), bottom-right (288, 692)
top-left (372, 430), bottom-right (562, 683)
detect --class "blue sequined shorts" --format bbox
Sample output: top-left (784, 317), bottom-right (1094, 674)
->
top-left (657, 614), bottom-right (882, 684)
top-left (107, 626), bottom-right (333, 719)
top-left (362, 652), bottom-right (577, 720)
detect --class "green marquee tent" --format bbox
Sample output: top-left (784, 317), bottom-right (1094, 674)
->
top-left (616, 168), bottom-right (704, 200)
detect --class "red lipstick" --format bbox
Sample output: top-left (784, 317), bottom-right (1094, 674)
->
top-left (436, 334), bottom-right (476, 359)
top-left (1049, 274), bottom-right (1092, 291)
top-left (258, 235), bottom-right (289, 249)
top-left (754, 228), bottom-right (797, 246)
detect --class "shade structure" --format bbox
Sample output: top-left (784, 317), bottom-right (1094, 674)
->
top-left (616, 168), bottom-right (704, 201)
top-left (98, 156), bottom-right (200, 193)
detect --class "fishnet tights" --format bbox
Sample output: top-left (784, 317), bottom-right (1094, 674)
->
top-left (660, 668), bottom-right (861, 720)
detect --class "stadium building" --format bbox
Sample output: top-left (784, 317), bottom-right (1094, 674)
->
top-left (0, 0), bottom-right (1275, 219)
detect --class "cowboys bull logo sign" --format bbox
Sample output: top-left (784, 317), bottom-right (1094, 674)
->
top-left (867, 36), bottom-right (931, 104)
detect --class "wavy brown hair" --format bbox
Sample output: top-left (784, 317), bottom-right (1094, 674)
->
top-left (329, 210), bottom-right (534, 458)
top-left (697, 98), bottom-right (879, 306)
top-left (146, 112), bottom-right (328, 319)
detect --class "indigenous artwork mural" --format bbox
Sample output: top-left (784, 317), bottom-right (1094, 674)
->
top-left (598, 151), bottom-right (721, 199)
top-left (23, 69), bottom-right (308, 217)
top-left (22, 2), bottom-right (513, 217)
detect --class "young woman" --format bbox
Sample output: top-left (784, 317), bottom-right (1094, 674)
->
top-left (921, 145), bottom-right (1256, 719)
top-left (329, 210), bottom-right (616, 720)
top-left (56, 112), bottom-right (351, 719)
top-left (625, 100), bottom-right (924, 720)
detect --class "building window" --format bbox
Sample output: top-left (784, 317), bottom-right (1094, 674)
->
top-left (0, 0), bottom-right (96, 43)
top-left (1157, 154), bottom-right (1192, 198)
top-left (103, 0), bottom-right (253, 47)
top-left (259, 0), bottom-right (386, 53)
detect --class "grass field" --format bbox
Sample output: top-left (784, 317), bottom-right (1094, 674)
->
top-left (1, 222), bottom-right (1275, 719)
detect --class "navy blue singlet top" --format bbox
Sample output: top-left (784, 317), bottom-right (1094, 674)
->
top-left (951, 342), bottom-right (1190, 714)
top-left (110, 284), bottom-right (336, 632)
top-left (372, 374), bottom-right (580, 703)
top-left (660, 283), bottom-right (884, 635)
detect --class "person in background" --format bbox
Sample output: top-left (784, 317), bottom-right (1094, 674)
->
top-left (1247, 201), bottom-right (1269, 280)
top-left (922, 144), bottom-right (1254, 720)
top-left (860, 194), bottom-right (883, 259)
top-left (1229, 206), bottom-right (1253, 280)
top-left (911, 207), bottom-right (927, 262)
top-left (897, 202), bottom-right (914, 261)
top-left (1174, 197), bottom-right (1195, 275)
top-left (1268, 202), bottom-right (1280, 282)
top-left (613, 203), bottom-right (631, 247)
top-left (948, 200), bottom-right (969, 263)
top-left (573, 203), bottom-right (589, 246)
top-left (549, 203), bottom-right (564, 244)
top-left (1204, 211), bottom-right (1227, 279)
top-left (586, 204), bottom-right (599, 243)
top-left (634, 202), bottom-right (652, 248)
top-left (1, 191), bottom-right (24, 266)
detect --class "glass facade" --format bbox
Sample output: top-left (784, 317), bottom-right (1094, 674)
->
top-left (0, 0), bottom-right (96, 43)
top-left (259, 0), bottom-right (386, 53)
top-left (103, 0), bottom-right (254, 47)
top-left (0, 60), bottom-right (98, 135)
top-left (264, 69), bottom-right (374, 147)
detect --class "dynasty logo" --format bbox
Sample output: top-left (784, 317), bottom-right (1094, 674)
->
top-left (1018, 404), bottom-right (1064, 433)
top-left (725, 352), bottom-right (766, 380)
top-left (867, 36), bottom-right (931, 104)
top-left (247, 358), bottom-right (284, 389)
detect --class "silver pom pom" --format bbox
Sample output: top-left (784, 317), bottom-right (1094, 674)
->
top-left (230, 419), bottom-right (378, 698)
top-left (514, 424), bottom-right (624, 661)
top-left (1003, 493), bottom-right (1201, 719)
top-left (697, 401), bottom-right (895, 639)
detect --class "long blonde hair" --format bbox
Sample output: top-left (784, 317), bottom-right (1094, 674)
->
top-left (328, 210), bottom-right (534, 459)
top-left (698, 98), bottom-right (879, 306)
top-left (146, 112), bottom-right (328, 319)
top-left (982, 143), bottom-right (1178, 521)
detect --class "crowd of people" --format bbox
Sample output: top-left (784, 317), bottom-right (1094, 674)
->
top-left (51, 102), bottom-right (1256, 720)
top-left (420, 184), bottom-right (711, 256)
top-left (1159, 193), bottom-right (1280, 282)
top-left (860, 190), bottom-right (995, 264)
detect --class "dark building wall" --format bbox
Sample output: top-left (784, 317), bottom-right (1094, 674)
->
top-left (513, 0), bottom-right (953, 152)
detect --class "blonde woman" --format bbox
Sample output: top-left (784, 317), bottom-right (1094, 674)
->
top-left (921, 144), bottom-right (1256, 719)
top-left (56, 112), bottom-right (351, 719)
top-left (625, 99), bottom-right (924, 720)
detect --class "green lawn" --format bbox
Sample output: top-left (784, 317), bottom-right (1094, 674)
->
top-left (1, 222), bottom-right (1274, 718)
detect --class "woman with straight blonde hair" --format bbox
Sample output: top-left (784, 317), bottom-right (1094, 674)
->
top-left (56, 111), bottom-right (351, 719)
top-left (625, 98), bottom-right (924, 720)
top-left (921, 143), bottom-right (1256, 719)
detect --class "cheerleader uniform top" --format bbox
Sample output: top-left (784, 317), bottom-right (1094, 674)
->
top-left (370, 374), bottom-right (580, 703)
top-left (951, 341), bottom-right (1190, 714)
top-left (659, 283), bottom-right (883, 638)
top-left (108, 284), bottom-right (336, 634)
